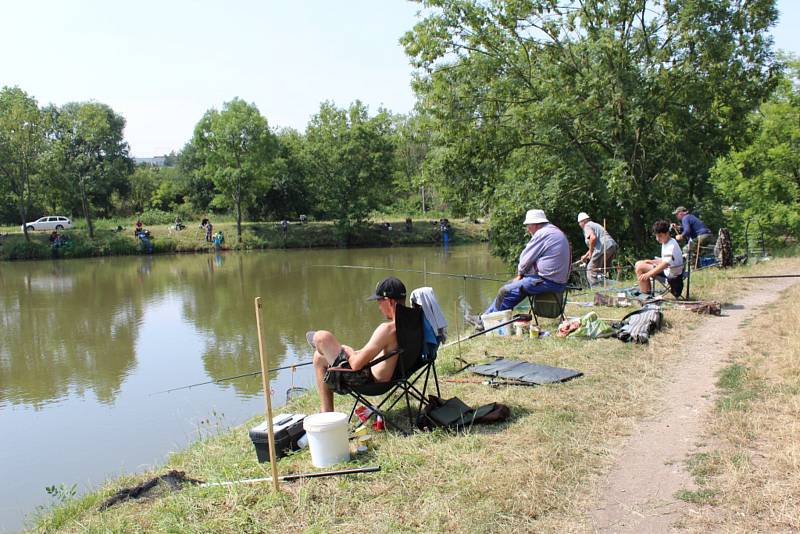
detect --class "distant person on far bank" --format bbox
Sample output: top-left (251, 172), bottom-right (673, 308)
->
top-left (577, 212), bottom-right (618, 285)
top-left (672, 206), bottom-right (714, 256)
top-left (482, 209), bottom-right (570, 316)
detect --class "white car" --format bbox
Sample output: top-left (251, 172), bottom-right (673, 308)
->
top-left (21, 216), bottom-right (73, 232)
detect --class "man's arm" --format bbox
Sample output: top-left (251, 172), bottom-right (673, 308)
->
top-left (343, 322), bottom-right (395, 371)
top-left (637, 259), bottom-right (669, 282)
top-left (517, 235), bottom-right (543, 275)
top-left (581, 228), bottom-right (597, 261)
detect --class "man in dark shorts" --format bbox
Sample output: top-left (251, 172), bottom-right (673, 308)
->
top-left (309, 277), bottom-right (406, 413)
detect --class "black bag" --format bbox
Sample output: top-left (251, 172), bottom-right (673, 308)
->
top-left (416, 395), bottom-right (510, 431)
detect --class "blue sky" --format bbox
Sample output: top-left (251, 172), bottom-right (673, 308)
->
top-left (1, 0), bottom-right (798, 157)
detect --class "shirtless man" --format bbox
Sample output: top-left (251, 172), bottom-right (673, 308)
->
top-left (310, 277), bottom-right (405, 412)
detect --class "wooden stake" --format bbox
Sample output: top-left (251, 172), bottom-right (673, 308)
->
top-left (454, 299), bottom-right (462, 364)
top-left (254, 297), bottom-right (280, 492)
top-left (603, 218), bottom-right (607, 289)
top-left (694, 239), bottom-right (702, 270)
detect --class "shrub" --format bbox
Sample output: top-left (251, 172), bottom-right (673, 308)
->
top-left (1, 239), bottom-right (48, 260)
top-left (138, 209), bottom-right (175, 225)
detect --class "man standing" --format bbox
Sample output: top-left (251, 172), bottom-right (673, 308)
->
top-left (484, 209), bottom-right (571, 314)
top-left (577, 212), bottom-right (618, 285)
top-left (672, 206), bottom-right (714, 258)
top-left (309, 277), bottom-right (406, 413)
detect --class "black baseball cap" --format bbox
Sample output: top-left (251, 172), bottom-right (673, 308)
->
top-left (366, 276), bottom-right (407, 301)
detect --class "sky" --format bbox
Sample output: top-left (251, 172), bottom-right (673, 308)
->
top-left (1, 0), bottom-right (799, 158)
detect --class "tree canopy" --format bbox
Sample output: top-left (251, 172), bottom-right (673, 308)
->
top-left (403, 0), bottom-right (780, 259)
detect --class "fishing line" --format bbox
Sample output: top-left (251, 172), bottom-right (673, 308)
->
top-left (150, 361), bottom-right (313, 396)
top-left (313, 264), bottom-right (507, 283)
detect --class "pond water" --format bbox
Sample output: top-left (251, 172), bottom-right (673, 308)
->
top-left (0, 243), bottom-right (507, 531)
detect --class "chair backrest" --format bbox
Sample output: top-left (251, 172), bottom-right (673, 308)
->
top-left (393, 304), bottom-right (425, 379)
top-left (532, 291), bottom-right (567, 318)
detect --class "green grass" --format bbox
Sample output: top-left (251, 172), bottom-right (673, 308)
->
top-left (674, 488), bottom-right (719, 505)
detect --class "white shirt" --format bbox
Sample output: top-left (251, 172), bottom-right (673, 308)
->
top-left (661, 238), bottom-right (684, 278)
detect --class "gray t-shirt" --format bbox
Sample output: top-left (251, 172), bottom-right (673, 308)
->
top-left (583, 221), bottom-right (616, 251)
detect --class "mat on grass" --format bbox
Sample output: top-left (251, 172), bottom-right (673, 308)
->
top-left (469, 358), bottom-right (583, 384)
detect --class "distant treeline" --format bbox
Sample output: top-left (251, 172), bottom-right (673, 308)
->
top-left (2, 0), bottom-right (798, 258)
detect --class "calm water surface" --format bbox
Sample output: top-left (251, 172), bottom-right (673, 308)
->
top-left (0, 244), bottom-right (506, 531)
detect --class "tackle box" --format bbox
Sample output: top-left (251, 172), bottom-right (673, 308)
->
top-left (249, 413), bottom-right (307, 463)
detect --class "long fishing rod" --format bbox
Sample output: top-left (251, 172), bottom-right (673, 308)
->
top-left (313, 264), bottom-right (507, 283)
top-left (734, 274), bottom-right (800, 279)
top-left (201, 466), bottom-right (381, 487)
top-left (150, 361), bottom-right (313, 396)
top-left (441, 313), bottom-right (531, 349)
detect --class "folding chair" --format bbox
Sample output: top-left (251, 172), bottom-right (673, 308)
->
top-left (336, 304), bottom-right (441, 434)
top-left (650, 262), bottom-right (690, 300)
top-left (524, 289), bottom-right (568, 327)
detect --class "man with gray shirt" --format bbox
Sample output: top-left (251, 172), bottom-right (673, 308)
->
top-left (577, 212), bottom-right (618, 285)
top-left (483, 209), bottom-right (571, 314)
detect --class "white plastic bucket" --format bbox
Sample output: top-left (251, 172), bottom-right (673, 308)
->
top-left (303, 412), bottom-right (350, 467)
top-left (480, 309), bottom-right (513, 336)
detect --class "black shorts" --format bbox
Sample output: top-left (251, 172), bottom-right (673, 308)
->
top-left (323, 349), bottom-right (375, 394)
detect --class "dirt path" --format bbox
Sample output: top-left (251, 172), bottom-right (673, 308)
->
top-left (590, 277), bottom-right (799, 533)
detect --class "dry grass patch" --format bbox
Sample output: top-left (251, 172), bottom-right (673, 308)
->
top-left (679, 282), bottom-right (800, 532)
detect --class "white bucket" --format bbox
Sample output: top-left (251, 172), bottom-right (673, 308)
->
top-left (303, 412), bottom-right (350, 467)
top-left (480, 309), bottom-right (513, 336)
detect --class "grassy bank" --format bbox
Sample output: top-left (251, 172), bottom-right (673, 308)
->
top-left (0, 218), bottom-right (487, 261)
top-left (30, 258), bottom-right (799, 533)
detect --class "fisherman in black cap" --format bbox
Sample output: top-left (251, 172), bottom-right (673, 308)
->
top-left (308, 277), bottom-right (407, 412)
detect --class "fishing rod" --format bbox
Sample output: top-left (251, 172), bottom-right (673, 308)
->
top-left (149, 361), bottom-right (313, 396)
top-left (734, 274), bottom-right (800, 279)
top-left (441, 313), bottom-right (531, 349)
top-left (313, 264), bottom-right (507, 283)
top-left (200, 466), bottom-right (381, 487)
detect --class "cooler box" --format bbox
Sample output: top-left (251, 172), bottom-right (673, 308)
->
top-left (480, 310), bottom-right (513, 336)
top-left (249, 413), bottom-right (306, 463)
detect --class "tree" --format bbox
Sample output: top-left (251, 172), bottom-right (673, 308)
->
top-left (191, 98), bottom-right (277, 242)
top-left (50, 102), bottom-right (132, 237)
top-left (0, 87), bottom-right (47, 241)
top-left (711, 54), bottom-right (800, 247)
top-left (403, 0), bottom-right (780, 259)
top-left (304, 101), bottom-right (396, 239)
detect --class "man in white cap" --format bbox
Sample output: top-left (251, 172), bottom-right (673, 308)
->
top-left (483, 209), bottom-right (571, 315)
top-left (577, 212), bottom-right (618, 285)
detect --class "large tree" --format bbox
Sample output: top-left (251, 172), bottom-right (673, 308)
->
top-left (711, 54), bottom-right (800, 248)
top-left (304, 101), bottom-right (396, 239)
top-left (191, 98), bottom-right (277, 242)
top-left (0, 87), bottom-right (47, 241)
top-left (403, 0), bottom-right (780, 258)
top-left (50, 102), bottom-right (132, 237)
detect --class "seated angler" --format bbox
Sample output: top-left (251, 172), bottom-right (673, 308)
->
top-left (634, 220), bottom-right (685, 297)
top-left (309, 277), bottom-right (406, 413)
top-left (672, 206), bottom-right (714, 257)
top-left (483, 209), bottom-right (570, 317)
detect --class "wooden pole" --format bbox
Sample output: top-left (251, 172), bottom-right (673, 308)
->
top-left (603, 218), bottom-right (607, 289)
top-left (694, 239), bottom-right (702, 269)
top-left (254, 297), bottom-right (280, 492)
top-left (454, 299), bottom-right (462, 363)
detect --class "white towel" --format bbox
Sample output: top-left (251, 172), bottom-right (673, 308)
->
top-left (410, 287), bottom-right (448, 341)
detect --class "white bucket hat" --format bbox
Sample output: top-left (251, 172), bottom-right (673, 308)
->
top-left (577, 212), bottom-right (590, 223)
top-left (523, 209), bottom-right (549, 225)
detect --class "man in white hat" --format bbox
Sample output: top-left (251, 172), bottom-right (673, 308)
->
top-left (483, 209), bottom-right (571, 315)
top-left (577, 212), bottom-right (618, 285)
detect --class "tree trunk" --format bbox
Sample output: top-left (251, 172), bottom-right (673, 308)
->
top-left (235, 179), bottom-right (242, 244)
top-left (80, 177), bottom-right (94, 238)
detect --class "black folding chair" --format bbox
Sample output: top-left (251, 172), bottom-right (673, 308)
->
top-left (335, 304), bottom-right (440, 434)
top-left (524, 289), bottom-right (569, 327)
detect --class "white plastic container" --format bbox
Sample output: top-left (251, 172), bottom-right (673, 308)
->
top-left (480, 309), bottom-right (513, 336)
top-left (303, 412), bottom-right (350, 467)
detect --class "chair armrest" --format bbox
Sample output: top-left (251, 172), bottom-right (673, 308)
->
top-left (328, 349), bottom-right (403, 373)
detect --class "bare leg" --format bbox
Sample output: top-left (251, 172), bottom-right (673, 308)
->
top-left (312, 330), bottom-right (342, 412)
top-left (635, 260), bottom-right (656, 293)
top-left (313, 351), bottom-right (334, 412)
